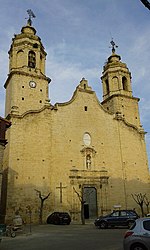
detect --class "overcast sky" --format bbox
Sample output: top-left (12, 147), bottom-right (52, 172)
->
top-left (0, 0), bottom-right (150, 166)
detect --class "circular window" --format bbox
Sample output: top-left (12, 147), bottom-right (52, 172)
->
top-left (83, 133), bottom-right (91, 146)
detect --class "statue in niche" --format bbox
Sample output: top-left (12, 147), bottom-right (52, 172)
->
top-left (86, 154), bottom-right (91, 169)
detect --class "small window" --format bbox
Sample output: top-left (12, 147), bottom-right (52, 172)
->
top-left (39, 100), bottom-right (42, 103)
top-left (84, 106), bottom-right (87, 111)
top-left (22, 97), bottom-right (24, 100)
top-left (130, 222), bottom-right (136, 230)
top-left (111, 211), bottom-right (119, 217)
top-left (28, 51), bottom-right (36, 68)
top-left (120, 211), bottom-right (127, 217)
top-left (33, 43), bottom-right (38, 48)
top-left (122, 76), bottom-right (128, 91)
top-left (143, 220), bottom-right (150, 231)
top-left (105, 79), bottom-right (109, 93)
top-left (22, 86), bottom-right (24, 88)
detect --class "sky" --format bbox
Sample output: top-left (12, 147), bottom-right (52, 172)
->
top-left (0, 0), bottom-right (150, 167)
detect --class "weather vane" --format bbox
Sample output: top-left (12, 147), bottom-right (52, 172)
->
top-left (26, 9), bottom-right (36, 26)
top-left (110, 39), bottom-right (118, 53)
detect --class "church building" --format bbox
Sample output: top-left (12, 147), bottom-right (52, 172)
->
top-left (1, 16), bottom-right (150, 223)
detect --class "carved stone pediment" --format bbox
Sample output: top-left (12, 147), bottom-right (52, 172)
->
top-left (80, 147), bottom-right (96, 157)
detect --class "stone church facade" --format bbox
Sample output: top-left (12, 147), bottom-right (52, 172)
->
top-left (2, 18), bottom-right (150, 223)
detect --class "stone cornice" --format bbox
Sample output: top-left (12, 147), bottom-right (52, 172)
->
top-left (4, 70), bottom-right (50, 88)
top-left (6, 104), bottom-right (53, 120)
top-left (9, 39), bottom-right (46, 55)
top-left (114, 113), bottom-right (146, 135)
top-left (101, 93), bottom-right (140, 103)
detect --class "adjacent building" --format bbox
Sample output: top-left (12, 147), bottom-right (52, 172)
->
top-left (0, 117), bottom-right (11, 223)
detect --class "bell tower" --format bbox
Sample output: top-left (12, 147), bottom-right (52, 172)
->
top-left (4, 10), bottom-right (50, 117)
top-left (101, 40), bottom-right (142, 129)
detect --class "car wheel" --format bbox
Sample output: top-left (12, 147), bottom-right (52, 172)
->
top-left (100, 221), bottom-right (108, 229)
top-left (131, 243), bottom-right (147, 250)
top-left (11, 231), bottom-right (16, 238)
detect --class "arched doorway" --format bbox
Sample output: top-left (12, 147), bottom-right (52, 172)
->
top-left (83, 187), bottom-right (97, 219)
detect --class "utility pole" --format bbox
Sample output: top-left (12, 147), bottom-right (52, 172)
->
top-left (140, 0), bottom-right (150, 11)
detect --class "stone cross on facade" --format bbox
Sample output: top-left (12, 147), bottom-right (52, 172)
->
top-left (56, 182), bottom-right (67, 203)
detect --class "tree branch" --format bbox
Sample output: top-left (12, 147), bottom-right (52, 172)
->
top-left (34, 189), bottom-right (50, 201)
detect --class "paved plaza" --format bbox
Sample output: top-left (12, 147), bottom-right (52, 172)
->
top-left (0, 223), bottom-right (126, 250)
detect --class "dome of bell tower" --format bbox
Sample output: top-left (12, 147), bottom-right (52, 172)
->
top-left (21, 24), bottom-right (36, 35)
top-left (107, 52), bottom-right (121, 63)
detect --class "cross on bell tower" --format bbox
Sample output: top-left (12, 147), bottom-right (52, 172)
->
top-left (110, 39), bottom-right (118, 53)
top-left (26, 9), bottom-right (36, 26)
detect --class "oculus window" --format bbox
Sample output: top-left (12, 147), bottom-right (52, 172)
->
top-left (83, 133), bottom-right (91, 146)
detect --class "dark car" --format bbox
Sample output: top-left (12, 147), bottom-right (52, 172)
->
top-left (94, 210), bottom-right (139, 229)
top-left (47, 212), bottom-right (71, 225)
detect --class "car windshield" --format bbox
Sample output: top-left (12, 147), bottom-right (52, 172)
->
top-left (128, 211), bottom-right (137, 215)
top-left (111, 211), bottom-right (119, 217)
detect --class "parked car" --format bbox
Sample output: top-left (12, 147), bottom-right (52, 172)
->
top-left (47, 212), bottom-right (71, 225)
top-left (123, 217), bottom-right (150, 250)
top-left (94, 210), bottom-right (139, 229)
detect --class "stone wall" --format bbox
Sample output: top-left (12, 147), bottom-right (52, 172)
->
top-left (3, 87), bottom-right (150, 223)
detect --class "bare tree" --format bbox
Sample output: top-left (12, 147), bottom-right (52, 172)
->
top-left (73, 187), bottom-right (85, 225)
top-left (131, 193), bottom-right (146, 216)
top-left (35, 189), bottom-right (50, 224)
top-left (143, 195), bottom-right (150, 214)
top-left (140, 0), bottom-right (150, 10)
